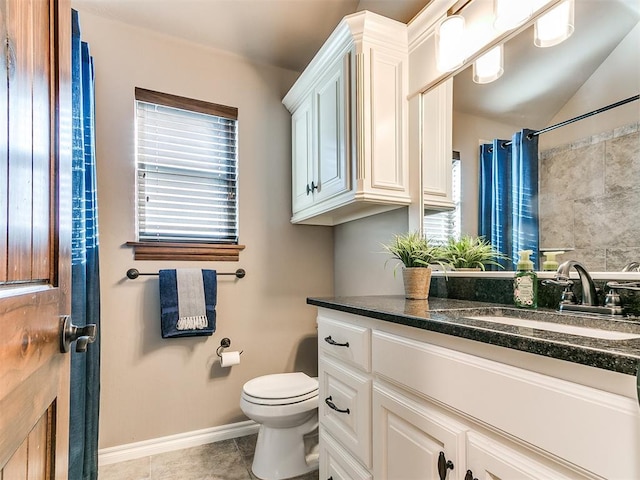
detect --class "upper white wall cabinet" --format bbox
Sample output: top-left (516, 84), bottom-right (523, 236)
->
top-left (283, 11), bottom-right (410, 226)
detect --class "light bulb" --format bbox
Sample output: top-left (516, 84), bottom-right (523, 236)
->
top-left (436, 15), bottom-right (466, 72)
top-left (494, 0), bottom-right (532, 32)
top-left (535, 0), bottom-right (574, 47)
top-left (473, 45), bottom-right (504, 84)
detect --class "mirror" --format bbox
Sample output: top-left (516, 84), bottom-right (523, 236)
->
top-left (441, 0), bottom-right (639, 273)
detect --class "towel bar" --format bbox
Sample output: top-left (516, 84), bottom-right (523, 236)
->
top-left (126, 268), bottom-right (246, 280)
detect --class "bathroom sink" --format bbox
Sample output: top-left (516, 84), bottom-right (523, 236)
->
top-left (464, 315), bottom-right (640, 340)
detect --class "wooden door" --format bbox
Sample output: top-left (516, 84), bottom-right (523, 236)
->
top-left (0, 0), bottom-right (72, 479)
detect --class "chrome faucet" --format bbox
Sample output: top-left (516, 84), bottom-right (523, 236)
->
top-left (622, 261), bottom-right (640, 272)
top-left (555, 260), bottom-right (598, 306)
top-left (543, 260), bottom-right (614, 314)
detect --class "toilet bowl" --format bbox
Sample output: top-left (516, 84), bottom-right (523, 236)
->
top-left (240, 372), bottom-right (319, 480)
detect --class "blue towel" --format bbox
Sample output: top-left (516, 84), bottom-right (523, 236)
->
top-left (159, 269), bottom-right (217, 338)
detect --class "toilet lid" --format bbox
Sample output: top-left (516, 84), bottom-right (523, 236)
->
top-left (243, 372), bottom-right (318, 400)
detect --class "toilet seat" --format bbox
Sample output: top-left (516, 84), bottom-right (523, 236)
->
top-left (242, 372), bottom-right (318, 406)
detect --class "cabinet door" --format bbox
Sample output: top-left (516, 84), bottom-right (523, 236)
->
top-left (314, 53), bottom-right (349, 202)
top-left (291, 96), bottom-right (314, 213)
top-left (422, 78), bottom-right (454, 210)
top-left (373, 382), bottom-right (466, 480)
top-left (465, 431), bottom-right (589, 480)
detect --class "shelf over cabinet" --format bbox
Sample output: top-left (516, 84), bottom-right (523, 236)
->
top-left (283, 10), bottom-right (411, 226)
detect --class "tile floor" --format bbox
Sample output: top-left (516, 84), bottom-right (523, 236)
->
top-left (98, 434), bottom-right (319, 480)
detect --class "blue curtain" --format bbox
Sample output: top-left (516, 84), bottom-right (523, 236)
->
top-left (478, 139), bottom-right (512, 270)
top-left (70, 9), bottom-right (100, 480)
top-left (479, 130), bottom-right (539, 270)
top-left (511, 129), bottom-right (539, 268)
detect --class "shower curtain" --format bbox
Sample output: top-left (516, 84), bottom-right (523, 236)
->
top-left (70, 9), bottom-right (101, 480)
top-left (479, 129), bottom-right (539, 270)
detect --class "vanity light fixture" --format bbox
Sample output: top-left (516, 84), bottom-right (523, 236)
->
top-left (436, 15), bottom-right (466, 72)
top-left (534, 0), bottom-right (574, 47)
top-left (494, 0), bottom-right (532, 32)
top-left (473, 44), bottom-right (504, 84)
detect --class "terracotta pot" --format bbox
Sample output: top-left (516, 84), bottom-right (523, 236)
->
top-left (402, 267), bottom-right (432, 300)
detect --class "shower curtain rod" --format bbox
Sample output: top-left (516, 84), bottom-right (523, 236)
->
top-left (503, 94), bottom-right (639, 147)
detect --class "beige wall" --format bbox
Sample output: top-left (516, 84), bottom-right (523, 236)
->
top-left (333, 208), bottom-right (408, 297)
top-left (74, 10), bottom-right (334, 449)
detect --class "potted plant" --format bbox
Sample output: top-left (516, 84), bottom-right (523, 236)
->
top-left (382, 232), bottom-right (448, 300)
top-left (442, 235), bottom-right (509, 271)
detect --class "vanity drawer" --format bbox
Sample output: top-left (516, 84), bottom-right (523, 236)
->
top-left (318, 315), bottom-right (371, 372)
top-left (320, 428), bottom-right (372, 480)
top-left (319, 354), bottom-right (372, 468)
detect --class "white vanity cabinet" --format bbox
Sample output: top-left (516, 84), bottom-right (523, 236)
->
top-left (283, 11), bottom-right (411, 226)
top-left (316, 308), bottom-right (640, 480)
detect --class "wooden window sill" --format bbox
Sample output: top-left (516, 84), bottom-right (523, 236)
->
top-left (126, 242), bottom-right (245, 261)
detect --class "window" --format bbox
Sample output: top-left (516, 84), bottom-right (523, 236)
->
top-left (424, 154), bottom-right (461, 244)
top-left (127, 88), bottom-right (244, 261)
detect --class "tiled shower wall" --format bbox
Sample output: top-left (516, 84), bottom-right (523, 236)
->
top-left (539, 122), bottom-right (640, 271)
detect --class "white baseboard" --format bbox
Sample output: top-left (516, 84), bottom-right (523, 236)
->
top-left (98, 420), bottom-right (259, 466)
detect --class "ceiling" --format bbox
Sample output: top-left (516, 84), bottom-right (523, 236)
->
top-left (72, 0), bottom-right (638, 127)
top-left (71, 0), bottom-right (430, 72)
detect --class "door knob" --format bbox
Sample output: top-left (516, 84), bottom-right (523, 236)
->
top-left (60, 315), bottom-right (97, 353)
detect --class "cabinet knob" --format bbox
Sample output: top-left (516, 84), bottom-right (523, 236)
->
top-left (306, 181), bottom-right (319, 195)
top-left (324, 335), bottom-right (349, 347)
top-left (437, 451), bottom-right (454, 480)
top-left (464, 470), bottom-right (478, 480)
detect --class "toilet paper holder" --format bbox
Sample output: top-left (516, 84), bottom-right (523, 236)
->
top-left (216, 337), bottom-right (243, 358)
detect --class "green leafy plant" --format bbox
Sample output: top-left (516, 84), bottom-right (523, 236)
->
top-left (382, 232), bottom-right (448, 271)
top-left (442, 235), bottom-right (509, 270)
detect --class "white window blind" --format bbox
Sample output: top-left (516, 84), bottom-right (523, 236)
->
top-left (424, 157), bottom-right (461, 244)
top-left (135, 91), bottom-right (238, 243)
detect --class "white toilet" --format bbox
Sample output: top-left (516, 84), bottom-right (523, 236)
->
top-left (240, 372), bottom-right (319, 480)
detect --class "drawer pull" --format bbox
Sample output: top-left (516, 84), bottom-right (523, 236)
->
top-left (324, 335), bottom-right (349, 347)
top-left (464, 470), bottom-right (478, 480)
top-left (325, 396), bottom-right (350, 414)
top-left (437, 451), bottom-right (454, 480)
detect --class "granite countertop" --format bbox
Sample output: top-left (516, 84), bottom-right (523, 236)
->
top-left (307, 295), bottom-right (640, 376)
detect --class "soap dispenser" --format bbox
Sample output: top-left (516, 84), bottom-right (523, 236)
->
top-left (542, 251), bottom-right (564, 271)
top-left (514, 250), bottom-right (537, 308)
